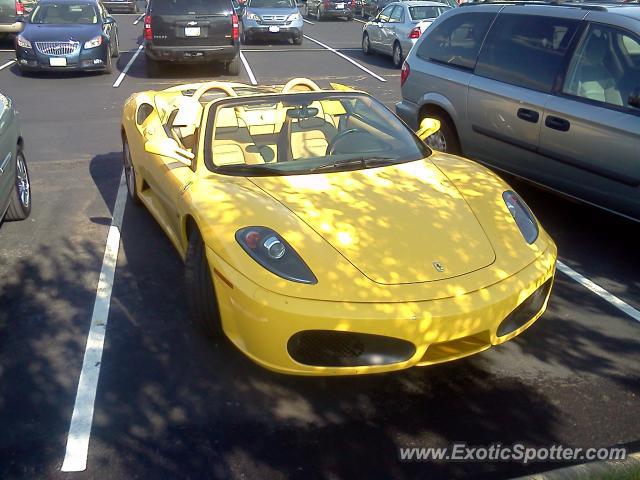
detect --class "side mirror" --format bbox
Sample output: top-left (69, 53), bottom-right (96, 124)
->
top-left (104, 17), bottom-right (115, 24)
top-left (416, 118), bottom-right (441, 142)
top-left (629, 87), bottom-right (640, 109)
top-left (144, 138), bottom-right (194, 166)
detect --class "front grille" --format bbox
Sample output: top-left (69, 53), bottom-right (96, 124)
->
top-left (260, 14), bottom-right (287, 24)
top-left (497, 279), bottom-right (552, 337)
top-left (287, 330), bottom-right (416, 367)
top-left (35, 41), bottom-right (80, 56)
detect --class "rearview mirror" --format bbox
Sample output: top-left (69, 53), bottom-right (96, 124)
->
top-left (629, 87), bottom-right (640, 109)
top-left (287, 107), bottom-right (319, 119)
top-left (416, 118), bottom-right (441, 142)
top-left (144, 138), bottom-right (194, 166)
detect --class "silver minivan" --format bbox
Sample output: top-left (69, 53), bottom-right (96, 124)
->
top-left (396, 3), bottom-right (640, 221)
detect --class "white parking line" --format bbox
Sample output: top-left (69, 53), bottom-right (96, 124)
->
top-left (239, 50), bottom-right (257, 85)
top-left (303, 18), bottom-right (315, 25)
top-left (0, 60), bottom-right (15, 71)
top-left (303, 34), bottom-right (386, 82)
top-left (557, 261), bottom-right (640, 323)
top-left (112, 44), bottom-right (144, 88)
top-left (353, 17), bottom-right (366, 23)
top-left (133, 13), bottom-right (144, 24)
top-left (61, 171), bottom-right (127, 472)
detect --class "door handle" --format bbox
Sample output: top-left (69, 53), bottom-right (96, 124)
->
top-left (545, 115), bottom-right (570, 132)
top-left (517, 108), bottom-right (539, 123)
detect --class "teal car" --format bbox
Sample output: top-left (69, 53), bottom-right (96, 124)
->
top-left (0, 92), bottom-right (30, 223)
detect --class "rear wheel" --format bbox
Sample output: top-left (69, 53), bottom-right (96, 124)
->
top-left (5, 149), bottom-right (31, 221)
top-left (226, 55), bottom-right (240, 75)
top-left (421, 112), bottom-right (461, 154)
top-left (122, 137), bottom-right (140, 204)
top-left (185, 228), bottom-right (223, 338)
top-left (392, 41), bottom-right (403, 68)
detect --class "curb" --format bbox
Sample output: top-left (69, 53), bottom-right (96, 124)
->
top-left (513, 452), bottom-right (640, 480)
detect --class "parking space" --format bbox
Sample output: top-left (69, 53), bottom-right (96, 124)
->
top-left (0, 6), bottom-right (639, 480)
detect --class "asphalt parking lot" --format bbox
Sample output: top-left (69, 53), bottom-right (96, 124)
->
top-left (0, 7), bottom-right (639, 480)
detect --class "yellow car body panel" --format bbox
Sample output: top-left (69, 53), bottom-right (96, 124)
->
top-left (121, 80), bottom-right (558, 376)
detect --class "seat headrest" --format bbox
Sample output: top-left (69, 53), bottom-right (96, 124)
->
top-left (173, 98), bottom-right (203, 128)
top-left (215, 108), bottom-right (239, 130)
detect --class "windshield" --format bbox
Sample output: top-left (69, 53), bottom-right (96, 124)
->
top-left (409, 5), bottom-right (449, 21)
top-left (204, 93), bottom-right (431, 176)
top-left (30, 4), bottom-right (99, 24)
top-left (248, 0), bottom-right (296, 7)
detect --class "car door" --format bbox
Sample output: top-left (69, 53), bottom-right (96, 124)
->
top-left (0, 98), bottom-right (15, 216)
top-left (538, 17), bottom-right (640, 219)
top-left (379, 4), bottom-right (403, 54)
top-left (466, 9), bottom-right (582, 180)
top-left (369, 4), bottom-right (393, 49)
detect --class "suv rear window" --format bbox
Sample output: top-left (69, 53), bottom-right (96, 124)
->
top-left (150, 0), bottom-right (230, 15)
top-left (475, 14), bottom-right (580, 92)
top-left (416, 12), bottom-right (496, 71)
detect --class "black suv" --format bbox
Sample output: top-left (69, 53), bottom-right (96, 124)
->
top-left (143, 0), bottom-right (240, 76)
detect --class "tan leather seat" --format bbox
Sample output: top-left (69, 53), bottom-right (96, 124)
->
top-left (212, 108), bottom-right (264, 166)
top-left (290, 116), bottom-right (337, 159)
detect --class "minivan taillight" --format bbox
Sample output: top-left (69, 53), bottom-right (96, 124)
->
top-left (16, 1), bottom-right (24, 15)
top-left (232, 13), bottom-right (239, 41)
top-left (143, 15), bottom-right (152, 41)
top-left (409, 27), bottom-right (421, 39)
top-left (400, 61), bottom-right (410, 87)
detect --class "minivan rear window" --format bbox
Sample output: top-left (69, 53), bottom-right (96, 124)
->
top-left (416, 12), bottom-right (496, 71)
top-left (475, 14), bottom-right (580, 93)
top-left (151, 0), bottom-right (231, 15)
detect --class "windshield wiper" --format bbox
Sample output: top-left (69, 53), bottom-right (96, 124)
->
top-left (309, 156), bottom-right (396, 173)
top-left (214, 164), bottom-right (282, 176)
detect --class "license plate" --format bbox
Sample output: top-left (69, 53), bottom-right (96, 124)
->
top-left (336, 3), bottom-right (344, 9)
top-left (185, 27), bottom-right (201, 37)
top-left (268, 25), bottom-right (280, 33)
top-left (184, 51), bottom-right (204, 57)
top-left (49, 57), bottom-right (67, 67)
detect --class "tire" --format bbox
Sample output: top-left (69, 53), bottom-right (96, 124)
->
top-left (347, 15), bottom-right (353, 21)
top-left (111, 33), bottom-right (120, 58)
top-left (421, 112), bottom-right (461, 155)
top-left (293, 35), bottom-right (303, 45)
top-left (362, 32), bottom-right (372, 55)
top-left (392, 41), bottom-right (403, 68)
top-left (145, 56), bottom-right (161, 77)
top-left (240, 30), bottom-right (251, 45)
top-left (5, 149), bottom-right (31, 221)
top-left (104, 50), bottom-right (113, 74)
top-left (17, 66), bottom-right (32, 77)
top-left (317, 6), bottom-right (323, 20)
top-left (185, 228), bottom-right (223, 338)
top-left (226, 55), bottom-right (240, 75)
top-left (122, 137), bottom-right (140, 205)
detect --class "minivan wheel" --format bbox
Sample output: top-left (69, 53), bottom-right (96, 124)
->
top-left (392, 42), bottom-right (403, 68)
top-left (422, 113), bottom-right (461, 155)
top-left (226, 55), bottom-right (240, 75)
top-left (362, 32), bottom-right (372, 55)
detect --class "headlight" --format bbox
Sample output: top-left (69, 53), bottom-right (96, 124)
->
top-left (16, 35), bottom-right (31, 49)
top-left (502, 190), bottom-right (538, 244)
top-left (246, 12), bottom-right (260, 21)
top-left (84, 36), bottom-right (103, 49)
top-left (287, 12), bottom-right (301, 21)
top-left (236, 226), bottom-right (317, 284)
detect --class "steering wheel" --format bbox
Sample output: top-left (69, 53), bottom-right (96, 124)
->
top-left (326, 128), bottom-right (382, 155)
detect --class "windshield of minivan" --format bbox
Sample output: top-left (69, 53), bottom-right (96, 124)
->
top-left (30, 4), bottom-right (98, 24)
top-left (151, 0), bottom-right (230, 15)
top-left (247, 0), bottom-right (296, 8)
top-left (206, 93), bottom-right (431, 176)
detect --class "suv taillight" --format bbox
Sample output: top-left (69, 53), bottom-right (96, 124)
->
top-left (351, 0), bottom-right (355, 8)
top-left (400, 61), bottom-right (410, 87)
top-left (409, 27), bottom-right (421, 39)
top-left (323, 0), bottom-right (331, 6)
top-left (16, 1), bottom-right (24, 15)
top-left (144, 15), bottom-right (152, 41)
top-left (232, 13), bottom-right (239, 41)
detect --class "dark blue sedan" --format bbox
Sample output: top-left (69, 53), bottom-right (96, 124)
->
top-left (15, 0), bottom-right (119, 74)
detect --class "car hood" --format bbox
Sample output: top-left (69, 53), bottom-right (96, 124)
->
top-left (249, 160), bottom-right (496, 285)
top-left (246, 7), bottom-right (297, 16)
top-left (22, 24), bottom-right (101, 43)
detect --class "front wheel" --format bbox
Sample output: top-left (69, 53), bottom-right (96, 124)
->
top-left (104, 51), bottom-right (113, 74)
top-left (185, 228), bottom-right (223, 338)
top-left (122, 137), bottom-right (140, 204)
top-left (293, 35), bottom-right (303, 45)
top-left (362, 32), bottom-right (372, 55)
top-left (4, 149), bottom-right (31, 221)
top-left (392, 41), bottom-right (403, 68)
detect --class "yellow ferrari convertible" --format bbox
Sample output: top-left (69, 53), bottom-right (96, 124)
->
top-left (120, 78), bottom-right (557, 376)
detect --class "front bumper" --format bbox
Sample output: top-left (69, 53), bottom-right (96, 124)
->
top-left (15, 43), bottom-right (109, 71)
top-left (0, 22), bottom-right (22, 34)
top-left (209, 245), bottom-right (557, 376)
top-left (145, 43), bottom-right (238, 62)
top-left (322, 7), bottom-right (353, 17)
top-left (242, 18), bottom-right (303, 38)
